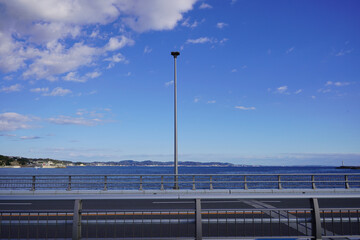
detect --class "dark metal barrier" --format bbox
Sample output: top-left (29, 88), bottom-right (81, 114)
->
top-left (1, 198), bottom-right (360, 239)
top-left (1, 173), bottom-right (360, 191)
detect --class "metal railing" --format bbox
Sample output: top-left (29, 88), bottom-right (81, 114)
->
top-left (1, 198), bottom-right (359, 239)
top-left (1, 173), bottom-right (360, 191)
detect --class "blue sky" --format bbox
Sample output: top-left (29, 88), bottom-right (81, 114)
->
top-left (0, 0), bottom-right (359, 166)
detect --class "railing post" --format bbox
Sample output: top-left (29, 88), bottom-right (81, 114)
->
top-left (192, 176), bottom-right (196, 190)
top-left (311, 198), bottom-right (322, 240)
top-left (139, 176), bottom-right (143, 190)
top-left (312, 175), bottom-right (316, 189)
top-left (209, 176), bottom-right (213, 190)
top-left (31, 176), bottom-right (36, 191)
top-left (244, 176), bottom-right (248, 190)
top-left (278, 175), bottom-right (282, 189)
top-left (195, 199), bottom-right (202, 240)
top-left (104, 176), bottom-right (107, 191)
top-left (345, 175), bottom-right (350, 189)
top-left (67, 176), bottom-right (72, 191)
top-left (72, 199), bottom-right (82, 240)
top-left (161, 175), bottom-right (164, 190)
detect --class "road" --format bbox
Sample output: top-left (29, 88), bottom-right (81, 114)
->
top-left (1, 198), bottom-right (359, 239)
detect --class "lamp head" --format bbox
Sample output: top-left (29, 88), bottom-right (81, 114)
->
top-left (171, 51), bottom-right (180, 58)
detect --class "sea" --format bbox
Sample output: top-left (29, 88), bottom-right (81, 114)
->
top-left (0, 165), bottom-right (359, 175)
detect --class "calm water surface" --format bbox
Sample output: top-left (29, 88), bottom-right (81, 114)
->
top-left (0, 166), bottom-right (359, 175)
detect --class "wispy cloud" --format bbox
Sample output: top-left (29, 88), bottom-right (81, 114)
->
top-left (20, 136), bottom-right (41, 140)
top-left (318, 81), bottom-right (352, 94)
top-left (186, 37), bottom-right (228, 46)
top-left (0, 112), bottom-right (36, 132)
top-left (0, 84), bottom-right (22, 93)
top-left (30, 87), bottom-right (49, 93)
top-left (274, 86), bottom-right (289, 94)
top-left (235, 106), bottom-right (256, 110)
top-left (325, 81), bottom-right (351, 87)
top-left (335, 49), bottom-right (353, 57)
top-left (199, 3), bottom-right (212, 9)
top-left (294, 89), bottom-right (303, 94)
top-left (182, 18), bottom-right (203, 28)
top-left (186, 37), bottom-right (212, 44)
top-left (194, 97), bottom-right (200, 103)
top-left (48, 116), bottom-right (102, 126)
top-left (207, 100), bottom-right (216, 104)
top-left (144, 46), bottom-right (152, 54)
top-left (63, 71), bottom-right (101, 83)
top-left (286, 47), bottom-right (295, 54)
top-left (216, 22), bottom-right (228, 29)
top-left (43, 87), bottom-right (72, 97)
top-left (165, 80), bottom-right (174, 87)
top-left (105, 53), bottom-right (129, 69)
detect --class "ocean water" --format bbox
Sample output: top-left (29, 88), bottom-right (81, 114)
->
top-left (0, 165), bottom-right (359, 175)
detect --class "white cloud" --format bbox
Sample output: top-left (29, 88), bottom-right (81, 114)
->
top-left (207, 100), bottom-right (216, 104)
top-left (104, 36), bottom-right (134, 51)
top-left (199, 3), bottom-right (212, 9)
top-left (0, 84), bottom-right (22, 93)
top-left (275, 86), bottom-right (289, 94)
top-left (231, 69), bottom-right (237, 73)
top-left (235, 106), bottom-right (256, 110)
top-left (219, 38), bottom-right (228, 44)
top-left (105, 53), bottom-right (127, 63)
top-left (30, 87), bottom-right (49, 93)
top-left (194, 97), bottom-right (200, 103)
top-left (144, 46), bottom-right (152, 54)
top-left (335, 49), bottom-right (353, 57)
top-left (165, 80), bottom-right (174, 86)
top-left (216, 22), bottom-right (228, 29)
top-left (186, 37), bottom-right (212, 44)
top-left (0, 0), bottom-right (198, 80)
top-left (22, 42), bottom-right (100, 81)
top-left (325, 81), bottom-right (351, 87)
top-left (90, 30), bottom-right (99, 38)
top-left (118, 0), bottom-right (198, 32)
top-left (294, 89), bottom-right (303, 94)
top-left (48, 116), bottom-right (102, 126)
top-left (63, 71), bottom-right (101, 82)
top-left (43, 87), bottom-right (72, 96)
top-left (20, 136), bottom-right (41, 140)
top-left (182, 18), bottom-right (202, 28)
top-left (0, 112), bottom-right (35, 132)
top-left (86, 71), bottom-right (101, 79)
top-left (286, 47), bottom-right (295, 54)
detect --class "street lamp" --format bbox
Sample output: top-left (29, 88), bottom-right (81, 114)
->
top-left (171, 51), bottom-right (180, 190)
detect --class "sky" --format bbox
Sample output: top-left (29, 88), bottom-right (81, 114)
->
top-left (0, 0), bottom-right (359, 166)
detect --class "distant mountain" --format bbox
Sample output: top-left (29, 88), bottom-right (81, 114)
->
top-left (89, 160), bottom-right (236, 167)
top-left (1, 154), bottom-right (238, 167)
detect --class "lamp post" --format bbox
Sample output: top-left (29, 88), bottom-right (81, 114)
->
top-left (171, 51), bottom-right (180, 190)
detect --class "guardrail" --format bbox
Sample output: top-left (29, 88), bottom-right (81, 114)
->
top-left (1, 173), bottom-right (360, 191)
top-left (1, 198), bottom-right (359, 239)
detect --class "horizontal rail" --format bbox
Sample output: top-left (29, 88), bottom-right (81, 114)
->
top-left (1, 198), bottom-right (360, 239)
top-left (1, 173), bottom-right (360, 191)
